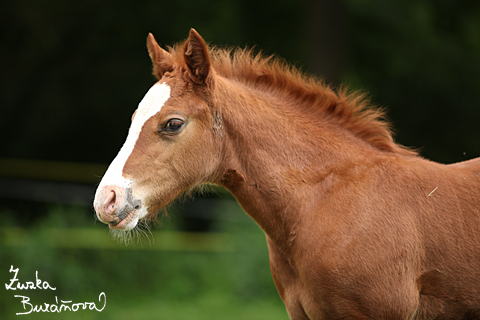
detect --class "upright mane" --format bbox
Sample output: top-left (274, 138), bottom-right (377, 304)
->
top-left (165, 41), bottom-right (416, 156)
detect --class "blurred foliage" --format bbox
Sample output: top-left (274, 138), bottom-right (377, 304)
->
top-left (2, 0), bottom-right (479, 164)
top-left (343, 0), bottom-right (480, 162)
top-left (0, 0), bottom-right (306, 163)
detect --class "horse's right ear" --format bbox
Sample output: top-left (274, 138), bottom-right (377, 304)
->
top-left (147, 33), bottom-right (173, 79)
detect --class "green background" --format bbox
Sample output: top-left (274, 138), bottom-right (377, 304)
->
top-left (2, 0), bottom-right (480, 319)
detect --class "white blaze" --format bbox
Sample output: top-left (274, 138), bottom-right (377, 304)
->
top-left (98, 82), bottom-right (171, 189)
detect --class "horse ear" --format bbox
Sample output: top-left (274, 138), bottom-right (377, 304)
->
top-left (183, 28), bottom-right (211, 84)
top-left (147, 33), bottom-right (172, 79)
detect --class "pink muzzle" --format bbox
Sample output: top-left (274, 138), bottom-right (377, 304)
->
top-left (94, 185), bottom-right (142, 227)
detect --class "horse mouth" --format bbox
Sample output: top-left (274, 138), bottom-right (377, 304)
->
top-left (108, 209), bottom-right (139, 230)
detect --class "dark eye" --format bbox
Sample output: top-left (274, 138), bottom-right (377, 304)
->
top-left (162, 118), bottom-right (184, 132)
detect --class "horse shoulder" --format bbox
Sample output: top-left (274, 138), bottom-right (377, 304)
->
top-left (280, 155), bottom-right (422, 317)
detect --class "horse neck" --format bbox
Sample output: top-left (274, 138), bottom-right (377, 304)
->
top-left (214, 76), bottom-right (378, 247)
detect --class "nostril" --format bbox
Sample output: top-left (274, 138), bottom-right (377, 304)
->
top-left (104, 190), bottom-right (117, 214)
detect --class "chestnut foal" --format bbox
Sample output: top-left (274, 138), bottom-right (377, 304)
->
top-left (94, 29), bottom-right (480, 319)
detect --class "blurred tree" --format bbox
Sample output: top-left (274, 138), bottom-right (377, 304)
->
top-left (342, 0), bottom-right (480, 163)
top-left (305, 0), bottom-right (348, 85)
top-left (1, 0), bottom-right (479, 165)
top-left (0, 0), bottom-right (305, 163)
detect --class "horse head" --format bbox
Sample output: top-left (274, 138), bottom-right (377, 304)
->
top-left (94, 29), bottom-right (222, 230)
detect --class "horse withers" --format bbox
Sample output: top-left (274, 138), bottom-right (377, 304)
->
top-left (94, 29), bottom-right (480, 319)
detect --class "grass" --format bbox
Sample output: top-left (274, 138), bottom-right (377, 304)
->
top-left (0, 198), bottom-right (289, 320)
top-left (5, 292), bottom-right (287, 320)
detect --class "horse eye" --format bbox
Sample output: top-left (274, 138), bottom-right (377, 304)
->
top-left (163, 118), bottom-right (184, 132)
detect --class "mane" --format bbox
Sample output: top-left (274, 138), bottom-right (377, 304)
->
top-left (167, 42), bottom-right (417, 156)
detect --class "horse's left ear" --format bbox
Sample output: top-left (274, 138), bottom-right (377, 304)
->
top-left (183, 29), bottom-right (211, 84)
top-left (147, 33), bottom-right (173, 79)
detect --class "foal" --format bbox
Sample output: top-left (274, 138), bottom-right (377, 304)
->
top-left (94, 29), bottom-right (480, 319)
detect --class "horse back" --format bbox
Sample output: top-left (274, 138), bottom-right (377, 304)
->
top-left (448, 155), bottom-right (480, 170)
